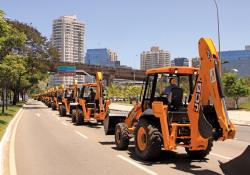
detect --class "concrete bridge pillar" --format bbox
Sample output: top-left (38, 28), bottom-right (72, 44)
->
top-left (106, 74), bottom-right (115, 86)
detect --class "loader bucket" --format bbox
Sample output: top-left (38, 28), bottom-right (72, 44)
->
top-left (104, 114), bottom-right (126, 135)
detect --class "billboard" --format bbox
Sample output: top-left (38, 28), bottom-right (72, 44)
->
top-left (57, 66), bottom-right (76, 76)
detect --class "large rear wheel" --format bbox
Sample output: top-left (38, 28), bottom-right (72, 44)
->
top-left (48, 102), bottom-right (52, 108)
top-left (135, 118), bottom-right (162, 160)
top-left (59, 105), bottom-right (62, 115)
top-left (115, 123), bottom-right (130, 150)
top-left (185, 139), bottom-right (213, 159)
top-left (76, 110), bottom-right (84, 125)
top-left (60, 105), bottom-right (66, 117)
top-left (72, 109), bottom-right (77, 123)
top-left (52, 103), bottom-right (57, 110)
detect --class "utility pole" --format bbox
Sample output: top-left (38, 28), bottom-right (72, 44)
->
top-left (212, 0), bottom-right (221, 58)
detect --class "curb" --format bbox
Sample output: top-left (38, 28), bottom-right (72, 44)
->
top-left (110, 109), bottom-right (250, 126)
top-left (0, 106), bottom-right (24, 175)
top-left (231, 120), bottom-right (250, 127)
top-left (110, 109), bottom-right (131, 112)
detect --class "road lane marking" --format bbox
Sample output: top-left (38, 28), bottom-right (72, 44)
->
top-left (74, 130), bottom-right (88, 139)
top-left (61, 121), bottom-right (69, 126)
top-left (9, 109), bottom-right (25, 175)
top-left (210, 152), bottom-right (233, 160)
top-left (35, 113), bottom-right (40, 117)
top-left (117, 155), bottom-right (158, 175)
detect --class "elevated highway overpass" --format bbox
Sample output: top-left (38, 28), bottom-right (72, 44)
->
top-left (49, 62), bottom-right (145, 84)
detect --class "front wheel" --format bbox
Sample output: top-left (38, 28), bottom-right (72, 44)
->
top-left (115, 123), bottom-right (130, 150)
top-left (185, 139), bottom-right (213, 159)
top-left (135, 118), bottom-right (162, 160)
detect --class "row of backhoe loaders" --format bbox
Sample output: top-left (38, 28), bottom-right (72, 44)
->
top-left (35, 38), bottom-right (236, 161)
top-left (36, 72), bottom-right (110, 125)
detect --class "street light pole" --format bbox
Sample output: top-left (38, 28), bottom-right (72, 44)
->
top-left (212, 0), bottom-right (221, 58)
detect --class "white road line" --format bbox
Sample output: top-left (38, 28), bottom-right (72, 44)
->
top-left (117, 155), bottom-right (158, 175)
top-left (35, 113), bottom-right (40, 117)
top-left (61, 121), bottom-right (69, 126)
top-left (74, 130), bottom-right (88, 139)
top-left (9, 109), bottom-right (25, 175)
top-left (210, 152), bottom-right (233, 160)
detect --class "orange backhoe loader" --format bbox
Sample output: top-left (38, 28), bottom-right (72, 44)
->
top-left (59, 82), bottom-right (78, 117)
top-left (51, 86), bottom-right (64, 111)
top-left (41, 90), bottom-right (53, 108)
top-left (104, 38), bottom-right (236, 160)
top-left (71, 72), bottom-right (111, 125)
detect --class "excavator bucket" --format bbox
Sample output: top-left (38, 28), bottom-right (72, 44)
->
top-left (104, 114), bottom-right (126, 135)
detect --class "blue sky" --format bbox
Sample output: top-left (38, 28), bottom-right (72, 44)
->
top-left (1, 0), bottom-right (249, 69)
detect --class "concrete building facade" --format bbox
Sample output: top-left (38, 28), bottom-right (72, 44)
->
top-left (171, 57), bottom-right (189, 66)
top-left (49, 15), bottom-right (85, 87)
top-left (85, 48), bottom-right (120, 67)
top-left (220, 48), bottom-right (250, 76)
top-left (140, 46), bottom-right (171, 70)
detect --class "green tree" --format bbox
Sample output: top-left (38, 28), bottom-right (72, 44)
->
top-left (6, 20), bottom-right (58, 100)
top-left (222, 73), bottom-right (250, 109)
top-left (0, 10), bottom-right (26, 59)
top-left (0, 54), bottom-right (26, 111)
top-left (106, 84), bottom-right (119, 98)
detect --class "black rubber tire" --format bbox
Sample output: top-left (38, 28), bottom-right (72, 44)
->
top-left (52, 103), bottom-right (57, 110)
top-left (135, 118), bottom-right (162, 160)
top-left (48, 102), bottom-right (52, 108)
top-left (185, 139), bottom-right (213, 159)
top-left (60, 105), bottom-right (66, 117)
top-left (59, 105), bottom-right (62, 115)
top-left (76, 110), bottom-right (84, 125)
top-left (71, 109), bottom-right (76, 123)
top-left (115, 123), bottom-right (130, 150)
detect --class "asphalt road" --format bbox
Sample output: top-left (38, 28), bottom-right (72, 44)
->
top-left (13, 100), bottom-right (250, 175)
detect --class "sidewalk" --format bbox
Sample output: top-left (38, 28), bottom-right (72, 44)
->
top-left (228, 110), bottom-right (250, 126)
top-left (109, 103), bottom-right (250, 126)
top-left (109, 103), bottom-right (133, 112)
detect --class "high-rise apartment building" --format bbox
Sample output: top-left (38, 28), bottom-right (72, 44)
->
top-left (49, 16), bottom-right (85, 87)
top-left (140, 46), bottom-right (171, 70)
top-left (108, 48), bottom-right (118, 61)
top-left (52, 15), bottom-right (84, 63)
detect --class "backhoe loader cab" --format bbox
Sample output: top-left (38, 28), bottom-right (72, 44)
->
top-left (111, 38), bottom-right (236, 160)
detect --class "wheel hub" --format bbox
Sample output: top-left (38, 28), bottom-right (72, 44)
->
top-left (137, 127), bottom-right (147, 151)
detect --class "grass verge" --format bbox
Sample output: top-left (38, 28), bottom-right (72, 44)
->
top-left (0, 102), bottom-right (24, 140)
top-left (239, 101), bottom-right (250, 111)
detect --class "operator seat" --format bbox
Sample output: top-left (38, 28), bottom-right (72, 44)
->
top-left (168, 87), bottom-right (183, 110)
top-left (167, 87), bottom-right (189, 124)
